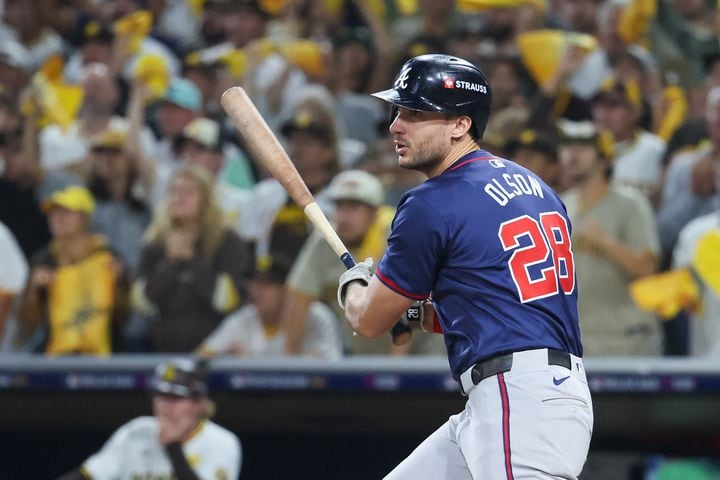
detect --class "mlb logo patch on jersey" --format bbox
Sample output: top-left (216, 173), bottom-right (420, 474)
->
top-left (488, 158), bottom-right (505, 168)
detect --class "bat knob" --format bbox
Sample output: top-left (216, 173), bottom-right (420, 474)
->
top-left (390, 321), bottom-right (413, 346)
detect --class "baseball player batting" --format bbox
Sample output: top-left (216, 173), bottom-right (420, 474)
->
top-left (338, 54), bottom-right (593, 479)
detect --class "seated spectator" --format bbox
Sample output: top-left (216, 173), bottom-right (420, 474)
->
top-left (151, 77), bottom-right (203, 173)
top-left (0, 119), bottom-right (52, 260)
top-left (283, 170), bottom-right (445, 356)
top-left (504, 127), bottom-right (562, 192)
top-left (39, 63), bottom-right (157, 174)
top-left (134, 165), bottom-right (252, 352)
top-left (672, 170), bottom-right (720, 357)
top-left (482, 56), bottom-right (531, 151)
top-left (559, 120), bottom-right (661, 356)
top-left (151, 90), bottom-right (256, 207)
top-left (197, 254), bottom-right (341, 359)
top-left (0, 0), bottom-right (63, 72)
top-left (171, 117), bottom-right (253, 232)
top-left (56, 358), bottom-right (241, 480)
top-left (0, 220), bottom-right (28, 346)
top-left (86, 126), bottom-right (152, 275)
top-left (591, 77), bottom-right (666, 202)
top-left (0, 40), bottom-right (33, 100)
top-left (243, 110), bottom-right (340, 262)
top-left (17, 186), bottom-right (129, 355)
top-left (657, 86), bottom-right (720, 264)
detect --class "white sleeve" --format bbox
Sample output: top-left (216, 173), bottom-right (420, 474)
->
top-left (221, 436), bottom-right (242, 480)
top-left (199, 309), bottom-right (249, 354)
top-left (0, 222), bottom-right (28, 293)
top-left (302, 303), bottom-right (342, 360)
top-left (139, 126), bottom-right (159, 158)
top-left (82, 420), bottom-right (136, 479)
top-left (39, 124), bottom-right (88, 171)
top-left (194, 429), bottom-right (242, 480)
top-left (672, 218), bottom-right (714, 269)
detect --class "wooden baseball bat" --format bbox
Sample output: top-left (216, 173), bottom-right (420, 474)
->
top-left (220, 87), bottom-right (412, 346)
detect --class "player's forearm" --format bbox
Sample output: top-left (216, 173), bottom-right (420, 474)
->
top-left (344, 282), bottom-right (388, 338)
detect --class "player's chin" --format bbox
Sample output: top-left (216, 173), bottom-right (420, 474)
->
top-left (398, 154), bottom-right (415, 169)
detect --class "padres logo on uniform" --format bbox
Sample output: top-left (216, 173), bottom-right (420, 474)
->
top-left (161, 365), bottom-right (176, 382)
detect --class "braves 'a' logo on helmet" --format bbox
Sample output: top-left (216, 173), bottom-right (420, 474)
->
top-left (395, 66), bottom-right (412, 90)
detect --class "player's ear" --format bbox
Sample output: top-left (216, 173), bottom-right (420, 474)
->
top-left (450, 116), bottom-right (473, 140)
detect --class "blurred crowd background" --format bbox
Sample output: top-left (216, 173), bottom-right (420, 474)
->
top-left (0, 0), bottom-right (719, 363)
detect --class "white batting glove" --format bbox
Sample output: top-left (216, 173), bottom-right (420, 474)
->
top-left (337, 257), bottom-right (374, 309)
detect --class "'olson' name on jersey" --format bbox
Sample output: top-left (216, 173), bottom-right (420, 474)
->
top-left (484, 172), bottom-right (544, 206)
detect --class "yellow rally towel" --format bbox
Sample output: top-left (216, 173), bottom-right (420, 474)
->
top-left (618, 0), bottom-right (657, 45)
top-left (114, 10), bottom-right (153, 55)
top-left (458, 0), bottom-right (547, 12)
top-left (132, 53), bottom-right (170, 100)
top-left (655, 85), bottom-right (687, 142)
top-left (630, 269), bottom-right (699, 319)
top-left (22, 55), bottom-right (84, 130)
top-left (47, 250), bottom-right (117, 355)
top-left (516, 30), bottom-right (597, 88)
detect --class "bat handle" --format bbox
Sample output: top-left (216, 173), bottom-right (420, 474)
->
top-left (340, 251), bottom-right (412, 346)
top-left (340, 252), bottom-right (356, 269)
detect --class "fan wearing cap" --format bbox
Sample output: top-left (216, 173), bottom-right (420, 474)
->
top-left (197, 254), bottom-right (341, 359)
top-left (85, 125), bottom-right (152, 274)
top-left (57, 358), bottom-right (242, 480)
top-left (39, 62), bottom-right (158, 173)
top-left (241, 109), bottom-right (340, 266)
top-left (504, 128), bottom-right (561, 191)
top-left (17, 186), bottom-right (130, 355)
top-left (151, 77), bottom-right (203, 172)
top-left (154, 116), bottom-right (255, 234)
top-left (591, 76), bottom-right (666, 202)
top-left (671, 166), bottom-right (720, 356)
top-left (558, 119), bottom-right (661, 355)
top-left (282, 170), bottom-right (444, 356)
top-left (657, 86), bottom-right (720, 265)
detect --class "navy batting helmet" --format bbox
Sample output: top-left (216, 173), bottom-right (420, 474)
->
top-left (150, 358), bottom-right (208, 398)
top-left (372, 54), bottom-right (493, 139)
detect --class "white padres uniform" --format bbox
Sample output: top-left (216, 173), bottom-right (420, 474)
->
top-left (611, 130), bottom-right (666, 198)
top-left (673, 212), bottom-right (720, 356)
top-left (0, 221), bottom-right (28, 294)
top-left (83, 417), bottom-right (241, 480)
top-left (200, 303), bottom-right (342, 359)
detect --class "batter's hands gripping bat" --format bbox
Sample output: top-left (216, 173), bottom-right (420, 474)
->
top-left (220, 86), bottom-right (412, 346)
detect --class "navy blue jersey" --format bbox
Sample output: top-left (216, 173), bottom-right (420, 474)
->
top-left (376, 150), bottom-right (582, 378)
